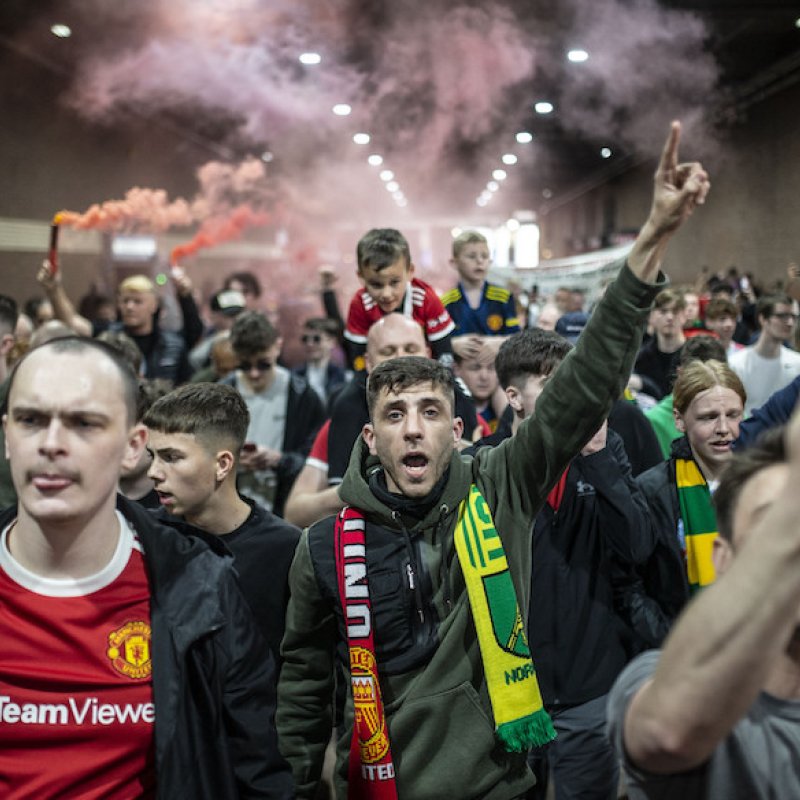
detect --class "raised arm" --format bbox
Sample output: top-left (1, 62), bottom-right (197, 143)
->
top-left (627, 121), bottom-right (710, 284)
top-left (36, 259), bottom-right (93, 337)
top-left (623, 413), bottom-right (800, 774)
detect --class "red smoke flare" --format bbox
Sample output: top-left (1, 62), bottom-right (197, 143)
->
top-left (169, 205), bottom-right (270, 265)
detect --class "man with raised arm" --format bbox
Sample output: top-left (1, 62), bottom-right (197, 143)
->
top-left (608, 420), bottom-right (800, 799)
top-left (0, 337), bottom-right (293, 798)
top-left (276, 122), bottom-right (709, 800)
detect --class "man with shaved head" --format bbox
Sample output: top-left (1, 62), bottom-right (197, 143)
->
top-left (0, 337), bottom-right (292, 798)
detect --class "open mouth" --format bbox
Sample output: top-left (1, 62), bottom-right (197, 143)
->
top-left (402, 453), bottom-right (429, 478)
top-left (156, 491), bottom-right (175, 506)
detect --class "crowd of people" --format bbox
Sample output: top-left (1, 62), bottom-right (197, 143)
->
top-left (2, 122), bottom-right (800, 799)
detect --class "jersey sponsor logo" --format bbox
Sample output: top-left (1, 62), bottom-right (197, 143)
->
top-left (107, 621), bottom-right (152, 680)
top-left (487, 314), bottom-right (503, 332)
top-left (0, 695), bottom-right (155, 726)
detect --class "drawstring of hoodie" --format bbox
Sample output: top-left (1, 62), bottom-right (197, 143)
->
top-left (392, 510), bottom-right (426, 623)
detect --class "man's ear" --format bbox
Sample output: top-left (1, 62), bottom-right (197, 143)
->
top-left (452, 416), bottom-right (464, 444)
top-left (673, 408), bottom-right (687, 434)
top-left (505, 385), bottom-right (523, 414)
top-left (407, 261), bottom-right (416, 278)
top-left (216, 449), bottom-right (236, 483)
top-left (362, 423), bottom-right (377, 456)
top-left (712, 535), bottom-right (734, 577)
top-left (122, 424), bottom-right (148, 473)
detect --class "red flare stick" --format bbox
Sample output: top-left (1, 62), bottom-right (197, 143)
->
top-left (47, 222), bottom-right (60, 275)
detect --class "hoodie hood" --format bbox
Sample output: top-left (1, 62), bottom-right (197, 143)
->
top-left (339, 436), bottom-right (475, 531)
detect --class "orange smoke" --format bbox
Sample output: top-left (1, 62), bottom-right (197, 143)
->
top-left (169, 205), bottom-right (270, 265)
top-left (54, 188), bottom-right (193, 233)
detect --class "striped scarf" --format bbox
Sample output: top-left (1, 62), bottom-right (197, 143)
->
top-left (675, 457), bottom-right (718, 591)
top-left (455, 484), bottom-right (556, 751)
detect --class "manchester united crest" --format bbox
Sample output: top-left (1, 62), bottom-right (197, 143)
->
top-left (107, 621), bottom-right (152, 680)
top-left (350, 646), bottom-right (390, 763)
top-left (487, 314), bottom-right (503, 332)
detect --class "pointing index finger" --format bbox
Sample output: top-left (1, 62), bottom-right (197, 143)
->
top-left (656, 120), bottom-right (681, 179)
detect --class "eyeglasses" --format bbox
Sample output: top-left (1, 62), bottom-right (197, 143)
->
top-left (239, 359), bottom-right (273, 372)
top-left (301, 333), bottom-right (322, 344)
top-left (771, 313), bottom-right (798, 322)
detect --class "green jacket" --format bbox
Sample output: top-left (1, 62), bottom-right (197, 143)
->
top-left (277, 261), bottom-right (662, 800)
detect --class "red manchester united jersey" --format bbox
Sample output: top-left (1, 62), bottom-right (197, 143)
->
top-left (344, 277), bottom-right (455, 345)
top-left (0, 512), bottom-right (155, 799)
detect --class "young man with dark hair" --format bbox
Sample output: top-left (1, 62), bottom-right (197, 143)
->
top-left (228, 310), bottom-right (325, 516)
top-left (631, 288), bottom-right (688, 400)
top-left (343, 227), bottom-right (455, 370)
top-left (490, 328), bottom-right (652, 800)
top-left (277, 122), bottom-right (709, 800)
top-left (729, 292), bottom-right (800, 414)
top-left (608, 423), bottom-right (800, 799)
top-left (292, 317), bottom-right (347, 408)
top-left (144, 382), bottom-right (300, 667)
top-left (0, 337), bottom-right (292, 798)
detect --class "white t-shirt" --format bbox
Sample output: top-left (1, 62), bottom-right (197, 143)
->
top-left (729, 346), bottom-right (800, 415)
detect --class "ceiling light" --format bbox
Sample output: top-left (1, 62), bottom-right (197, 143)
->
top-left (299, 52), bottom-right (321, 65)
top-left (397, 198), bottom-right (408, 207)
top-left (451, 227), bottom-right (462, 237)
top-left (260, 151), bottom-right (274, 163)
top-left (367, 154), bottom-right (383, 166)
top-left (51, 23), bottom-right (72, 38)
top-left (506, 219), bottom-right (521, 231)
top-left (600, 147), bottom-right (612, 159)
top-left (476, 197), bottom-right (489, 207)
top-left (501, 154), bottom-right (518, 165)
top-left (386, 181), bottom-right (400, 192)
top-left (796, 17), bottom-right (800, 28)
top-left (542, 188), bottom-right (553, 199)
top-left (332, 104), bottom-right (352, 116)
top-left (353, 133), bottom-right (371, 144)
top-left (534, 101), bottom-right (554, 114)
top-left (379, 170), bottom-right (394, 181)
top-left (567, 49), bottom-right (589, 63)
top-left (492, 169), bottom-right (507, 181)
top-left (516, 131), bottom-right (533, 144)
top-left (393, 191), bottom-right (405, 200)
top-left (487, 181), bottom-right (500, 192)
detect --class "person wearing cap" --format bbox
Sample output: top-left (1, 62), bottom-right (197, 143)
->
top-left (555, 311), bottom-right (590, 344)
top-left (188, 288), bottom-right (247, 373)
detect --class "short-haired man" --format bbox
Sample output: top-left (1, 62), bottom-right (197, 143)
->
top-left (703, 296), bottom-right (742, 358)
top-left (729, 293), bottom-right (800, 414)
top-left (277, 122), bottom-right (709, 799)
top-left (0, 337), bottom-right (292, 797)
top-left (608, 422), bottom-right (800, 799)
top-left (144, 382), bottom-right (300, 668)
top-left (292, 317), bottom-right (347, 408)
top-left (631, 288), bottom-right (687, 400)
top-left (488, 329), bottom-right (652, 800)
top-left (228, 310), bottom-right (326, 517)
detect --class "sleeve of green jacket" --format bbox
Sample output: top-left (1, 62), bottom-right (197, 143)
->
top-left (276, 529), bottom-right (337, 798)
top-left (478, 259), bottom-right (664, 526)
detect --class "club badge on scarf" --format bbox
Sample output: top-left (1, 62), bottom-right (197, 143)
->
top-left (335, 509), bottom-right (398, 800)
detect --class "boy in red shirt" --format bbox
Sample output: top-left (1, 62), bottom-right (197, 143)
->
top-left (343, 227), bottom-right (455, 370)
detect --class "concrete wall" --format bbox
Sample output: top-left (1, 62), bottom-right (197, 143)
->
top-left (538, 80), bottom-right (800, 289)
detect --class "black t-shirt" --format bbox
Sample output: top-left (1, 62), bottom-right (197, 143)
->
top-left (152, 501), bottom-right (301, 668)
